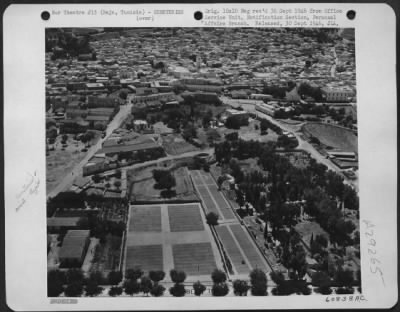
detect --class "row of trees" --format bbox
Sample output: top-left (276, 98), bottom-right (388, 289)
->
top-left (48, 269), bottom-right (123, 297)
top-left (49, 266), bottom-right (271, 297)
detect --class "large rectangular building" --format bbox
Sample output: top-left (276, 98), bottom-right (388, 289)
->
top-left (59, 230), bottom-right (90, 268)
top-left (321, 87), bottom-right (354, 103)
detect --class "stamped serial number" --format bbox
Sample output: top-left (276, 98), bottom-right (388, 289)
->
top-left (363, 220), bottom-right (385, 286)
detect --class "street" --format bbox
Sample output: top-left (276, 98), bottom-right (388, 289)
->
top-left (47, 103), bottom-right (133, 199)
top-left (220, 96), bottom-right (358, 189)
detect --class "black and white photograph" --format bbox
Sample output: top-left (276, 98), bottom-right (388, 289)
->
top-left (45, 27), bottom-right (361, 298)
top-left (3, 3), bottom-right (397, 310)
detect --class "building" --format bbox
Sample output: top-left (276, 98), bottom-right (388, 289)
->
top-left (130, 92), bottom-right (176, 104)
top-left (88, 96), bottom-right (119, 108)
top-left (250, 94), bottom-right (273, 101)
top-left (59, 119), bottom-right (89, 134)
top-left (86, 83), bottom-right (107, 93)
top-left (47, 217), bottom-right (81, 233)
top-left (224, 109), bottom-right (249, 123)
top-left (59, 230), bottom-right (90, 268)
top-left (98, 139), bottom-right (162, 157)
top-left (231, 90), bottom-right (249, 99)
top-left (256, 103), bottom-right (277, 116)
top-left (136, 87), bottom-right (158, 96)
top-left (133, 120), bottom-right (153, 132)
top-left (83, 154), bottom-right (107, 176)
top-left (321, 87), bottom-right (354, 103)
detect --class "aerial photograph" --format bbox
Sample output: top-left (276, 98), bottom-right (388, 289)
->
top-left (46, 27), bottom-right (360, 298)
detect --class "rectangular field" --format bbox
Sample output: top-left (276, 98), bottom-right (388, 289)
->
top-left (129, 206), bottom-right (161, 232)
top-left (124, 203), bottom-right (222, 279)
top-left (190, 171), bottom-right (204, 185)
top-left (229, 224), bottom-right (270, 272)
top-left (191, 170), bottom-right (236, 221)
top-left (208, 185), bottom-right (236, 220)
top-left (168, 204), bottom-right (204, 232)
top-left (215, 226), bottom-right (250, 274)
top-left (172, 243), bottom-right (217, 275)
top-left (201, 172), bottom-right (215, 185)
top-left (125, 245), bottom-right (163, 272)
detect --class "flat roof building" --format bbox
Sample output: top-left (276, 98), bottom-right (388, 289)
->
top-left (59, 230), bottom-right (90, 268)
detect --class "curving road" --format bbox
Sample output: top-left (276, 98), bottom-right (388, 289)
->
top-left (220, 97), bottom-right (357, 189)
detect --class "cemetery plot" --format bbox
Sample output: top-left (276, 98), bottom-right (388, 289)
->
top-left (215, 225), bottom-right (250, 275)
top-left (172, 242), bottom-right (217, 276)
top-left (125, 245), bottom-right (163, 272)
top-left (191, 170), bottom-right (236, 221)
top-left (229, 224), bottom-right (270, 273)
top-left (168, 204), bottom-right (204, 232)
top-left (129, 206), bottom-right (161, 232)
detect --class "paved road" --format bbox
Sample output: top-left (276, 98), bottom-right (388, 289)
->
top-left (220, 97), bottom-right (357, 188)
top-left (47, 103), bottom-right (133, 198)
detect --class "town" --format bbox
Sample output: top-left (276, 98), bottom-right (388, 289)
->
top-left (45, 27), bottom-right (360, 298)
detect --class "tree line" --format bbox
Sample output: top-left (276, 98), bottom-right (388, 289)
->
top-left (48, 267), bottom-right (270, 297)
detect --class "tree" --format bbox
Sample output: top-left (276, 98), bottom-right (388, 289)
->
top-left (92, 174), bottom-right (102, 184)
top-left (150, 284), bottom-right (166, 297)
top-left (114, 180), bottom-right (121, 188)
top-left (270, 271), bottom-right (285, 286)
top-left (249, 269), bottom-right (268, 296)
top-left (109, 286), bottom-right (123, 297)
top-left (119, 90), bottom-right (128, 100)
top-left (158, 173), bottom-right (176, 190)
top-left (260, 119), bottom-right (269, 134)
top-left (206, 212), bottom-right (219, 226)
top-left (115, 169), bottom-right (122, 179)
top-left (66, 268), bottom-right (85, 285)
top-left (225, 116), bottom-right (242, 129)
top-left (169, 283), bottom-right (186, 297)
top-left (88, 271), bottom-right (105, 285)
top-left (287, 244), bottom-right (307, 280)
top-left (125, 268), bottom-right (143, 280)
top-left (233, 280), bottom-right (250, 296)
top-left (64, 282), bottom-right (84, 297)
top-left (62, 134), bottom-right (69, 143)
top-left (211, 269), bottom-right (227, 284)
top-left (312, 271), bottom-right (332, 295)
top-left (107, 271), bottom-right (123, 285)
top-left (193, 281), bottom-right (206, 296)
top-left (48, 270), bottom-right (66, 297)
top-left (211, 283), bottom-right (229, 296)
top-left (182, 123), bottom-right (197, 141)
top-left (149, 270), bottom-right (166, 283)
top-left (335, 268), bottom-right (354, 287)
top-left (123, 279), bottom-right (141, 296)
top-left (153, 170), bottom-right (176, 191)
top-left (170, 269), bottom-right (187, 283)
top-left (85, 280), bottom-right (104, 297)
top-left (315, 234), bottom-right (328, 248)
top-left (140, 276), bottom-right (153, 296)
